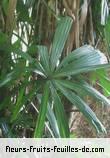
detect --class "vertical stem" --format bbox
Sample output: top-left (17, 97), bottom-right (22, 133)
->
top-left (6, 0), bottom-right (17, 35)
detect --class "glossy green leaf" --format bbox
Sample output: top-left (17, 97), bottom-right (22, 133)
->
top-left (47, 105), bottom-right (60, 138)
top-left (56, 79), bottom-right (110, 107)
top-left (50, 16), bottom-right (73, 71)
top-left (50, 83), bottom-right (70, 137)
top-left (55, 80), bottom-right (106, 134)
top-left (79, 80), bottom-right (110, 106)
top-left (55, 45), bottom-right (110, 77)
top-left (36, 94), bottom-right (60, 137)
top-left (34, 82), bottom-right (49, 138)
top-left (54, 63), bottom-right (110, 77)
top-left (55, 79), bottom-right (87, 96)
top-left (58, 45), bottom-right (99, 69)
top-left (96, 69), bottom-right (110, 96)
top-left (37, 46), bottom-right (50, 75)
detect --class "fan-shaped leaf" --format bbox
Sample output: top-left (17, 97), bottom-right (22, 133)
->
top-left (37, 46), bottom-right (50, 75)
top-left (55, 80), bottom-right (106, 134)
top-left (50, 16), bottom-right (73, 71)
top-left (56, 79), bottom-right (110, 107)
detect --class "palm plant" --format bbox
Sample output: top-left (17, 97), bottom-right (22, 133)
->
top-left (0, 0), bottom-right (110, 138)
top-left (23, 16), bottom-right (110, 138)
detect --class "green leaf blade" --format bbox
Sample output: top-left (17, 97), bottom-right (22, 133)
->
top-left (55, 80), bottom-right (106, 134)
top-left (34, 82), bottom-right (50, 138)
top-left (50, 16), bottom-right (73, 71)
top-left (55, 63), bottom-right (110, 77)
top-left (58, 45), bottom-right (97, 69)
top-left (55, 45), bottom-right (110, 77)
top-left (79, 81), bottom-right (110, 107)
top-left (47, 105), bottom-right (60, 138)
top-left (50, 83), bottom-right (70, 137)
top-left (37, 46), bottom-right (50, 75)
top-left (56, 79), bottom-right (110, 107)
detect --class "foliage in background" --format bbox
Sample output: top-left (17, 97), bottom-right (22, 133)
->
top-left (0, 0), bottom-right (110, 138)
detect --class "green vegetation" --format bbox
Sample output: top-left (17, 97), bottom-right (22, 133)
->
top-left (0, 0), bottom-right (110, 138)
